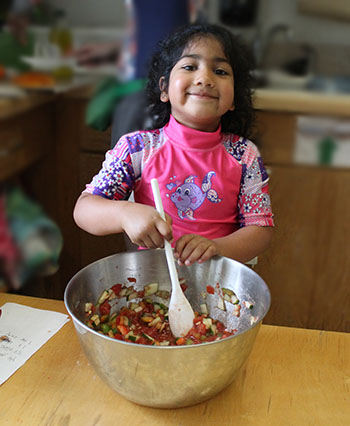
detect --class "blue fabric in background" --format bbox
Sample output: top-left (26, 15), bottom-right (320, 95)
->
top-left (133, 0), bottom-right (190, 78)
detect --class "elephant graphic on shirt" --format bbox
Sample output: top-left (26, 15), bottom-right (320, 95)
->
top-left (170, 172), bottom-right (221, 220)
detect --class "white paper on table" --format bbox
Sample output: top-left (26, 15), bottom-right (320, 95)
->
top-left (0, 302), bottom-right (70, 385)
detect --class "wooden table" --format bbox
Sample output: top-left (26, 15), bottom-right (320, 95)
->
top-left (1, 294), bottom-right (349, 426)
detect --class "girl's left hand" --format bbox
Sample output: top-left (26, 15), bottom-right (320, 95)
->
top-left (174, 234), bottom-right (218, 266)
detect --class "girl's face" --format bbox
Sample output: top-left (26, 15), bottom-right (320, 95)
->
top-left (160, 36), bottom-right (234, 132)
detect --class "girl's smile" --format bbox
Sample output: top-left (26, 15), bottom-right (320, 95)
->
top-left (160, 36), bottom-right (235, 132)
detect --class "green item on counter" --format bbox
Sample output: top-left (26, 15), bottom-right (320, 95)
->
top-left (85, 77), bottom-right (146, 131)
top-left (318, 136), bottom-right (336, 165)
top-left (0, 31), bottom-right (34, 71)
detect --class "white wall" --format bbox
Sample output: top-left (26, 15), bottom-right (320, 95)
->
top-left (49, 0), bottom-right (125, 28)
top-left (51, 0), bottom-right (350, 46)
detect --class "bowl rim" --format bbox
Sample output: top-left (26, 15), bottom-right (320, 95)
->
top-left (64, 251), bottom-right (270, 349)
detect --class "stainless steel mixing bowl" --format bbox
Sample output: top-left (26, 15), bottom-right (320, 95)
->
top-left (64, 250), bottom-right (270, 408)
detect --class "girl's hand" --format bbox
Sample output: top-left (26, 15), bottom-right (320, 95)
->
top-left (121, 203), bottom-right (173, 249)
top-left (174, 234), bottom-right (218, 266)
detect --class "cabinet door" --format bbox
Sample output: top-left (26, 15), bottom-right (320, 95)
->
top-left (79, 153), bottom-right (126, 267)
top-left (80, 124), bottom-right (111, 153)
top-left (255, 165), bottom-right (350, 332)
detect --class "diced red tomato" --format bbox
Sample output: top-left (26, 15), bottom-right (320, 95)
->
top-left (206, 285), bottom-right (215, 294)
top-left (180, 283), bottom-right (188, 292)
top-left (114, 333), bottom-right (123, 340)
top-left (99, 301), bottom-right (111, 316)
top-left (117, 325), bottom-right (129, 336)
top-left (127, 277), bottom-right (137, 282)
top-left (196, 323), bottom-right (207, 335)
top-left (111, 284), bottom-right (122, 295)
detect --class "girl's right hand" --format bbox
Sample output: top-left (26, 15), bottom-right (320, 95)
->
top-left (121, 203), bottom-right (173, 249)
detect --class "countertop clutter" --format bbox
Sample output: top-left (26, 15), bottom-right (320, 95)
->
top-left (1, 293), bottom-right (349, 425)
top-left (1, 84), bottom-right (350, 120)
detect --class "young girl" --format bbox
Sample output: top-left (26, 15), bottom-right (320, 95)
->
top-left (74, 23), bottom-right (274, 267)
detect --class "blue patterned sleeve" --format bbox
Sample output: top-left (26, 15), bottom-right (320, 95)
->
top-left (85, 136), bottom-right (136, 200)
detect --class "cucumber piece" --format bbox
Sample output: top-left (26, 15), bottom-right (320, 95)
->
top-left (129, 302), bottom-right (139, 310)
top-left (222, 288), bottom-right (239, 304)
top-left (185, 338), bottom-right (193, 345)
top-left (209, 323), bottom-right (217, 335)
top-left (200, 303), bottom-right (209, 315)
top-left (127, 291), bottom-right (138, 301)
top-left (243, 301), bottom-right (254, 309)
top-left (202, 318), bottom-right (212, 329)
top-left (144, 283), bottom-right (159, 297)
top-left (217, 296), bottom-right (226, 311)
top-left (149, 316), bottom-right (161, 327)
top-left (97, 290), bottom-right (109, 305)
top-left (91, 314), bottom-right (100, 326)
top-left (142, 332), bottom-right (154, 342)
top-left (101, 323), bottom-right (110, 333)
top-left (108, 291), bottom-right (117, 301)
top-left (231, 295), bottom-right (239, 305)
top-left (126, 333), bottom-right (139, 342)
top-left (84, 302), bottom-right (93, 312)
top-left (119, 287), bottom-right (128, 297)
top-left (156, 290), bottom-right (170, 300)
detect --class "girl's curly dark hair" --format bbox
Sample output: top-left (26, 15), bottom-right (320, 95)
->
top-left (146, 23), bottom-right (255, 138)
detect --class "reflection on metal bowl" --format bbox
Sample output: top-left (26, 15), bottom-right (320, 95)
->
top-left (64, 250), bottom-right (270, 408)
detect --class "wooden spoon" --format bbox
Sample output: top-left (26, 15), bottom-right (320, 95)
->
top-left (151, 178), bottom-right (195, 337)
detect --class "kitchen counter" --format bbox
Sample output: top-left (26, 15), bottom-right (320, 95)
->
top-left (1, 80), bottom-right (350, 121)
top-left (253, 88), bottom-right (350, 117)
top-left (0, 76), bottom-right (95, 121)
top-left (1, 293), bottom-right (349, 425)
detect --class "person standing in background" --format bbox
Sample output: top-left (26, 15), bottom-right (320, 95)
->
top-left (0, 0), bottom-right (42, 44)
top-left (74, 1), bottom-right (208, 146)
top-left (110, 0), bottom-right (208, 146)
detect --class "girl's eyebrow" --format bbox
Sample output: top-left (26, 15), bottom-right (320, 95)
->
top-left (179, 54), bottom-right (230, 64)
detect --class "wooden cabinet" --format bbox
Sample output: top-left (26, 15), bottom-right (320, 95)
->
top-left (298, 0), bottom-right (350, 22)
top-left (50, 96), bottom-right (125, 297)
top-left (0, 105), bottom-right (54, 182)
top-left (0, 101), bottom-right (61, 297)
top-left (253, 111), bottom-right (350, 332)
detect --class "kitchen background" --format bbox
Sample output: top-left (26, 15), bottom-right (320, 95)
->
top-left (0, 0), bottom-right (349, 333)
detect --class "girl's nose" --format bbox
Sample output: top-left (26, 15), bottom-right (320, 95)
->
top-left (194, 70), bottom-right (214, 87)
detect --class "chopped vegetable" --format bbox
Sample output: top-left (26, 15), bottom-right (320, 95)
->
top-left (217, 296), bottom-right (226, 311)
top-left (84, 302), bottom-right (93, 312)
top-left (200, 303), bottom-right (208, 315)
top-left (144, 283), bottom-right (159, 297)
top-left (84, 279), bottom-right (240, 346)
top-left (242, 301), bottom-right (254, 310)
top-left (206, 285), bottom-right (215, 294)
top-left (97, 290), bottom-right (109, 305)
top-left (222, 288), bottom-right (239, 304)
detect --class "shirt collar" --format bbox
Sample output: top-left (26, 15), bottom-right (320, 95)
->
top-left (164, 115), bottom-right (222, 150)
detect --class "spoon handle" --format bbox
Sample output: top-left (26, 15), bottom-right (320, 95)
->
top-left (151, 178), bottom-right (166, 221)
top-left (151, 179), bottom-right (181, 290)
